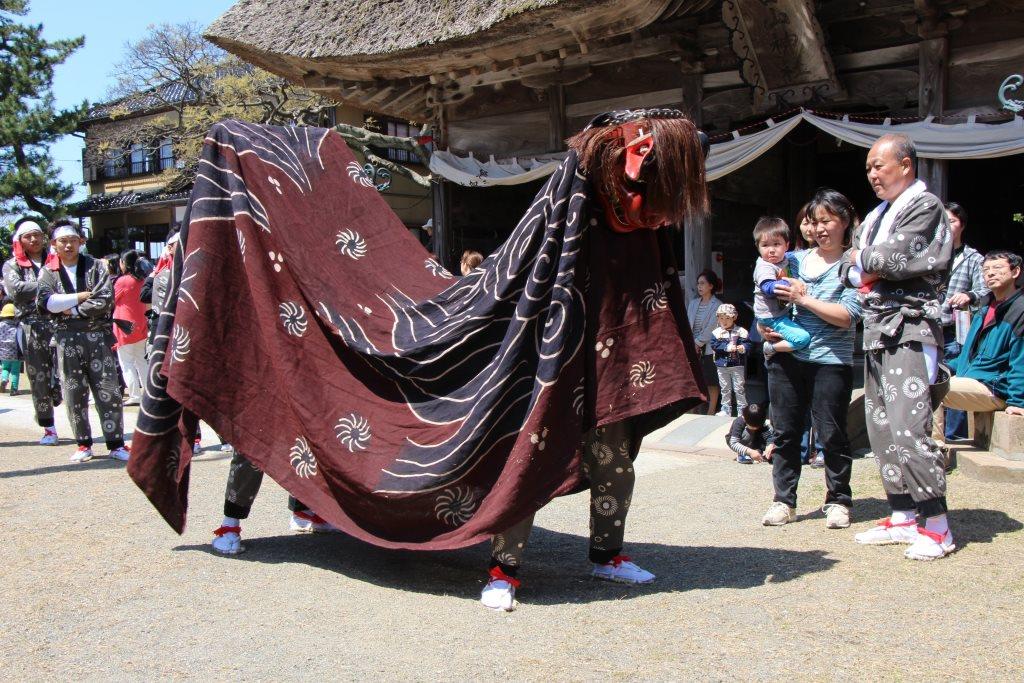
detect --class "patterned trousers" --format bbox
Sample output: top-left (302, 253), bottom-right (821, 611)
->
top-left (864, 342), bottom-right (947, 517)
top-left (54, 328), bottom-right (124, 449)
top-left (223, 450), bottom-right (307, 518)
top-left (490, 420), bottom-right (638, 573)
top-left (21, 320), bottom-right (59, 428)
top-left (716, 365), bottom-right (747, 417)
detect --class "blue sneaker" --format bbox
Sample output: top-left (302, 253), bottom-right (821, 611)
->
top-left (737, 453), bottom-right (753, 464)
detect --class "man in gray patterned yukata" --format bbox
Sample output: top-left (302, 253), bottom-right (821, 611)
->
top-left (36, 221), bottom-right (129, 464)
top-left (2, 217), bottom-right (61, 445)
top-left (841, 134), bottom-right (955, 561)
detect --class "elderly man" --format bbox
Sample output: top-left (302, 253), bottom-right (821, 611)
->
top-left (841, 133), bottom-right (955, 561)
top-left (36, 220), bottom-right (128, 463)
top-left (933, 250), bottom-right (1024, 426)
top-left (2, 217), bottom-right (62, 445)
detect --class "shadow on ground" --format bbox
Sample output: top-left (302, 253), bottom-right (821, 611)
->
top-left (0, 458), bottom-right (126, 478)
top-left (174, 527), bottom-right (841, 606)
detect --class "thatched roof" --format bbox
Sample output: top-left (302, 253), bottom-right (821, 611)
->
top-left (205, 0), bottom-right (696, 80)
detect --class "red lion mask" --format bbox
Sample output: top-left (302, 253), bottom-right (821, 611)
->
top-left (567, 108), bottom-right (710, 232)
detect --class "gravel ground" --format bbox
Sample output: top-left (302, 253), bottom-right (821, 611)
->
top-left (1, 393), bottom-right (1022, 681)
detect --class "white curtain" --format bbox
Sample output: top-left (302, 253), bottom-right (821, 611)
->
top-left (430, 111), bottom-right (1024, 186)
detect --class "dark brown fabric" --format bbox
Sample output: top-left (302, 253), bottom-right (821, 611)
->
top-left (128, 120), bottom-right (705, 550)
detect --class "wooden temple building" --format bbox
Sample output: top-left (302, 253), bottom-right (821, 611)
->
top-left (205, 0), bottom-right (1024, 303)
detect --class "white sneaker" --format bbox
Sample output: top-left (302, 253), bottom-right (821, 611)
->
top-left (762, 501), bottom-right (796, 526)
top-left (592, 556), bottom-right (655, 584)
top-left (211, 525), bottom-right (244, 555)
top-left (904, 528), bottom-right (956, 561)
top-left (220, 443), bottom-right (234, 452)
top-left (480, 568), bottom-right (519, 611)
top-left (854, 518), bottom-right (918, 545)
top-left (108, 446), bottom-right (130, 462)
top-left (69, 446), bottom-right (93, 463)
top-left (192, 439), bottom-right (202, 455)
top-left (39, 428), bottom-right (58, 446)
top-left (823, 503), bottom-right (851, 529)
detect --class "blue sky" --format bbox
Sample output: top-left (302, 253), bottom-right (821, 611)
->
top-left (24, 0), bottom-right (236, 201)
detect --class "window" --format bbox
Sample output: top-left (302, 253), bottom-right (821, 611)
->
top-left (130, 143), bottom-right (151, 175)
top-left (159, 138), bottom-right (175, 170)
top-left (365, 114), bottom-right (423, 164)
top-left (103, 149), bottom-right (127, 178)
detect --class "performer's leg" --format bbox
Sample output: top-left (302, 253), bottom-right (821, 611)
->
top-left (213, 451), bottom-right (264, 555)
top-left (55, 331), bottom-right (94, 461)
top-left (83, 335), bottom-right (126, 457)
top-left (23, 322), bottom-right (57, 442)
top-left (288, 497), bottom-right (339, 533)
top-left (481, 513), bottom-right (534, 611)
top-left (585, 421), bottom-right (655, 584)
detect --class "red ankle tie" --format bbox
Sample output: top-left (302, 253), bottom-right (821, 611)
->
top-left (610, 555), bottom-right (632, 567)
top-left (213, 525), bottom-right (241, 537)
top-left (488, 565), bottom-right (521, 588)
top-left (878, 518), bottom-right (915, 529)
top-left (916, 527), bottom-right (947, 543)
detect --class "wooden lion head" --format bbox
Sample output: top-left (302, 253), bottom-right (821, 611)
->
top-left (567, 108), bottom-right (710, 233)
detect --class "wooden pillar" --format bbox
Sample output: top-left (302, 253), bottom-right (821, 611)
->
top-left (681, 64), bottom-right (710, 302)
top-left (431, 101), bottom-right (455, 270)
top-left (547, 84), bottom-right (566, 152)
top-left (918, 36), bottom-right (949, 199)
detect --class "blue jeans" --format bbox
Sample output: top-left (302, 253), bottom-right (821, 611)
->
top-left (758, 314), bottom-right (811, 350)
top-left (944, 339), bottom-right (968, 439)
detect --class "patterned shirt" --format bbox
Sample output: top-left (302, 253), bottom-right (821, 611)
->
top-left (939, 244), bottom-right (987, 327)
top-left (791, 251), bottom-right (862, 366)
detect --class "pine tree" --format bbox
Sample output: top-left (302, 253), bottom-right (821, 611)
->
top-left (0, 0), bottom-right (86, 220)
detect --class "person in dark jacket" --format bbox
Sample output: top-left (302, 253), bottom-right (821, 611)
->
top-left (933, 250), bottom-right (1024, 437)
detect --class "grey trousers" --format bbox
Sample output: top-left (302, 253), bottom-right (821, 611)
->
top-left (223, 450), bottom-right (307, 518)
top-left (21, 320), bottom-right (58, 428)
top-left (716, 365), bottom-right (747, 416)
top-left (490, 420), bottom-right (639, 573)
top-left (864, 342), bottom-right (947, 517)
top-left (54, 328), bottom-right (123, 449)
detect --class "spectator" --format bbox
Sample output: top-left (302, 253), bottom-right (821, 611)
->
top-left (843, 133), bottom-right (955, 561)
top-left (726, 402), bottom-right (776, 464)
top-left (937, 202), bottom-right (988, 441)
top-left (933, 250), bottom-right (1024, 435)
top-left (687, 269), bottom-right (724, 414)
top-left (460, 249), bottom-right (484, 275)
top-left (752, 217), bottom-right (811, 359)
top-left (0, 303), bottom-right (22, 395)
top-left (2, 217), bottom-right (61, 445)
top-left (36, 220), bottom-right (128, 463)
top-left (113, 250), bottom-right (150, 406)
top-left (761, 188), bottom-right (862, 530)
top-left (794, 202), bottom-right (817, 250)
top-left (710, 303), bottom-right (750, 417)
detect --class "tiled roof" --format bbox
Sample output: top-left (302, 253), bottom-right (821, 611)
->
top-left (72, 186), bottom-right (193, 215)
top-left (84, 82), bottom-right (198, 122)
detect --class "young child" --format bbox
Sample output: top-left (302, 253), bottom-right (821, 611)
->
top-left (726, 403), bottom-right (776, 464)
top-left (752, 217), bottom-right (812, 359)
top-left (709, 303), bottom-right (751, 417)
top-left (0, 303), bottom-right (22, 396)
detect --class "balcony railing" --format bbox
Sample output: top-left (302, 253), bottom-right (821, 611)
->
top-left (96, 153), bottom-right (175, 181)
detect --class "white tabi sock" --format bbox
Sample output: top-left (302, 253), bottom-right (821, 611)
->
top-left (924, 514), bottom-right (949, 536)
top-left (222, 516), bottom-right (240, 529)
top-left (890, 510), bottom-right (916, 525)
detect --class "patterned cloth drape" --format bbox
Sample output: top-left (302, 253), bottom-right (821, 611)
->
top-left (127, 120), bottom-right (705, 550)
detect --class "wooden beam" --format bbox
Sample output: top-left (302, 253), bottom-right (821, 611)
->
top-left (834, 44), bottom-right (919, 71)
top-left (949, 37), bottom-right (1024, 67)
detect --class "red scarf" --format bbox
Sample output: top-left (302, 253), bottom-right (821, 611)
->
top-left (12, 238), bottom-right (58, 270)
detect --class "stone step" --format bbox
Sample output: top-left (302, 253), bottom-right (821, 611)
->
top-left (955, 446), bottom-right (1024, 484)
